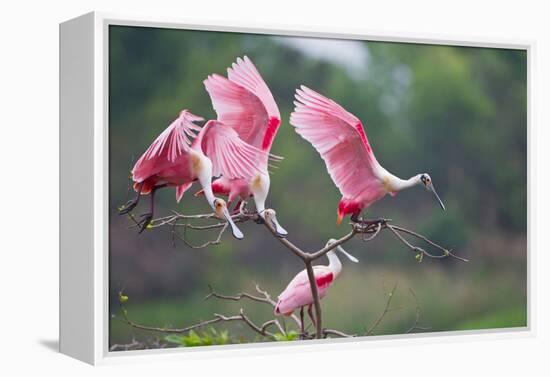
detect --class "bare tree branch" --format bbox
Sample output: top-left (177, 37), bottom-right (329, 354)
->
top-left (122, 205), bottom-right (465, 341)
top-left (116, 282), bottom-right (426, 348)
top-left (118, 298), bottom-right (278, 341)
top-left (205, 284), bottom-right (302, 328)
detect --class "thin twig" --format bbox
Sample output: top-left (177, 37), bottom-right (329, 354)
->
top-left (118, 299), bottom-right (277, 341)
top-left (405, 288), bottom-right (431, 334)
top-left (323, 328), bottom-right (355, 338)
top-left (206, 284), bottom-right (302, 328)
top-left (365, 283), bottom-right (399, 336)
top-left (204, 284), bottom-right (271, 305)
top-left (390, 225), bottom-right (469, 262)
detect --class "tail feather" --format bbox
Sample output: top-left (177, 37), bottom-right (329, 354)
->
top-left (336, 211), bottom-right (344, 225)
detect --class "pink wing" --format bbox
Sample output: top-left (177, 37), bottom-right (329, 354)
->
top-left (197, 120), bottom-right (268, 180)
top-left (274, 267), bottom-right (334, 315)
top-left (204, 56), bottom-right (281, 152)
top-left (290, 86), bottom-right (380, 199)
top-left (132, 110), bottom-right (203, 183)
top-left (176, 181), bottom-right (193, 203)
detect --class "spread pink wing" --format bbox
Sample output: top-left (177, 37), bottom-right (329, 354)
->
top-left (290, 86), bottom-right (380, 199)
top-left (198, 120), bottom-right (268, 180)
top-left (274, 267), bottom-right (334, 316)
top-left (204, 56), bottom-right (281, 153)
top-left (132, 110), bottom-right (203, 183)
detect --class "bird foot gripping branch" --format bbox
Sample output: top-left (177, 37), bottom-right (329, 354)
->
top-left (351, 218), bottom-right (392, 232)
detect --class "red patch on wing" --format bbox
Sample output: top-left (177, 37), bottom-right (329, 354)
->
top-left (316, 272), bottom-right (334, 288)
top-left (355, 122), bottom-right (371, 153)
top-left (262, 117), bottom-right (281, 150)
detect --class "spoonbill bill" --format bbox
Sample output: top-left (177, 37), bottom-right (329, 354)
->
top-left (119, 110), bottom-right (266, 238)
top-left (199, 56), bottom-right (288, 236)
top-left (290, 86), bottom-right (446, 225)
top-left (274, 239), bottom-right (358, 333)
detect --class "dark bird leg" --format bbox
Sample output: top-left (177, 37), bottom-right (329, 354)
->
top-left (299, 307), bottom-right (305, 339)
top-left (137, 184), bottom-right (167, 233)
top-left (231, 200), bottom-right (243, 215)
top-left (351, 211), bottom-right (388, 230)
top-left (119, 182), bottom-right (143, 215)
top-left (307, 304), bottom-right (316, 334)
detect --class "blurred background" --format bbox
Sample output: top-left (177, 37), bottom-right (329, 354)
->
top-left (108, 26), bottom-right (527, 348)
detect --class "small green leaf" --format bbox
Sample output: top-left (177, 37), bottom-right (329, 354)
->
top-left (274, 331), bottom-right (299, 341)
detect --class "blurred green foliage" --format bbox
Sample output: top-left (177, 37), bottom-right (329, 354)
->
top-left (108, 26), bottom-right (527, 349)
top-left (165, 329), bottom-right (230, 347)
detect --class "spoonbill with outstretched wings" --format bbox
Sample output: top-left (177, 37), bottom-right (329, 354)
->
top-left (199, 56), bottom-right (287, 236)
top-left (290, 86), bottom-right (445, 225)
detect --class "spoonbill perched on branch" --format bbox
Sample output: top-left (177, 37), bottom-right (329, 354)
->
top-left (119, 110), bottom-right (267, 237)
top-left (290, 86), bottom-right (446, 225)
top-left (199, 56), bottom-right (288, 236)
top-left (274, 239), bottom-right (358, 333)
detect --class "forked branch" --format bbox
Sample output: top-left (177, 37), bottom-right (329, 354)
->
top-left (122, 206), bottom-right (466, 340)
top-left (117, 282), bottom-right (424, 346)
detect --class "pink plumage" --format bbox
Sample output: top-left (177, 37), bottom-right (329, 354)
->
top-left (131, 110), bottom-right (203, 197)
top-left (274, 245), bottom-right (357, 317)
top-left (274, 267), bottom-right (334, 316)
top-left (131, 111), bottom-right (263, 201)
top-left (201, 56), bottom-right (283, 205)
top-left (290, 86), bottom-right (387, 224)
top-left (195, 120), bottom-right (268, 180)
top-left (122, 108), bottom-right (266, 236)
top-left (205, 55), bottom-right (281, 153)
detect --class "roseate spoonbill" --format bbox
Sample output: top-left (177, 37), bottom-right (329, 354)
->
top-left (198, 56), bottom-right (288, 236)
top-left (274, 239), bottom-right (358, 333)
top-left (290, 86), bottom-right (446, 225)
top-left (119, 110), bottom-right (266, 237)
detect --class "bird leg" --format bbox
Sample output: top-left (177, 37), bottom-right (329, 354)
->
top-left (307, 304), bottom-right (316, 334)
top-left (350, 212), bottom-right (361, 223)
top-left (350, 212), bottom-right (389, 231)
top-left (119, 182), bottom-right (143, 215)
top-left (238, 200), bottom-right (248, 216)
top-left (136, 184), bottom-right (166, 233)
top-left (299, 307), bottom-right (305, 339)
top-left (231, 200), bottom-right (243, 215)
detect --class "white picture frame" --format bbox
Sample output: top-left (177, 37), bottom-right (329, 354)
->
top-left (59, 11), bottom-right (533, 365)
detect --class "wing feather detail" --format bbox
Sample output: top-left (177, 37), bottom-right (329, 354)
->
top-left (132, 110), bottom-right (203, 183)
top-left (290, 86), bottom-right (380, 199)
top-left (199, 120), bottom-right (268, 180)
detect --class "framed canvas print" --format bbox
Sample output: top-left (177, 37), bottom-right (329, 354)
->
top-left (59, 12), bottom-right (531, 365)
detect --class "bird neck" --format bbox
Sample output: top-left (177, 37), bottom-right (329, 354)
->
top-left (196, 157), bottom-right (216, 211)
top-left (387, 173), bottom-right (422, 192)
top-left (326, 251), bottom-right (343, 278)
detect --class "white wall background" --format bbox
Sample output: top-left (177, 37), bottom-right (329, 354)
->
top-left (1, 0), bottom-right (548, 375)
